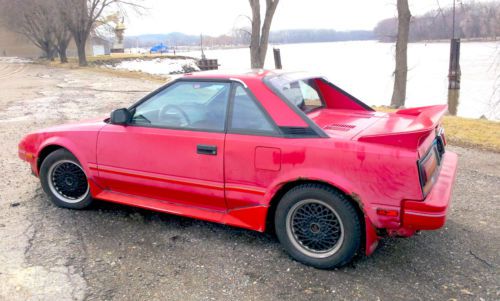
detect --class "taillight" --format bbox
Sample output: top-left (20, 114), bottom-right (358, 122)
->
top-left (418, 127), bottom-right (447, 197)
top-left (435, 126), bottom-right (446, 156)
top-left (418, 145), bottom-right (440, 197)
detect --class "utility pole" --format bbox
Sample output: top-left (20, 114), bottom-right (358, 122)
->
top-left (200, 34), bottom-right (206, 60)
top-left (448, 0), bottom-right (461, 115)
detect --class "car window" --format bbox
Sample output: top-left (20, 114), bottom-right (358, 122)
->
top-left (229, 85), bottom-right (275, 134)
top-left (280, 79), bottom-right (323, 112)
top-left (131, 81), bottom-right (230, 132)
top-left (298, 80), bottom-right (323, 111)
top-left (267, 76), bottom-right (324, 113)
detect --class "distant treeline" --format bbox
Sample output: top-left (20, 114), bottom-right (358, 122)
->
top-left (124, 29), bottom-right (374, 48)
top-left (124, 32), bottom-right (199, 48)
top-left (269, 29), bottom-right (374, 43)
top-left (125, 1), bottom-right (500, 48)
top-left (375, 1), bottom-right (500, 42)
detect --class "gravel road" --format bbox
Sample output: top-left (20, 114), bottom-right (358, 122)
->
top-left (0, 60), bottom-right (498, 301)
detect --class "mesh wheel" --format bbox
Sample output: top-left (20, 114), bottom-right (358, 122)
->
top-left (275, 184), bottom-right (361, 269)
top-left (39, 149), bottom-right (93, 209)
top-left (286, 199), bottom-right (344, 258)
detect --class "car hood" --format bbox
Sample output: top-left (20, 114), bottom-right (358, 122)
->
top-left (30, 117), bottom-right (108, 134)
top-left (308, 105), bottom-right (447, 150)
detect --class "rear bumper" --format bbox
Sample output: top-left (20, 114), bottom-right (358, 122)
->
top-left (401, 151), bottom-right (458, 231)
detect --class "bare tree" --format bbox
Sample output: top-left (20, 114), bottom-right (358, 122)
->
top-left (54, 24), bottom-right (72, 63)
top-left (391, 0), bottom-right (411, 108)
top-left (0, 0), bottom-right (58, 60)
top-left (248, 0), bottom-right (279, 68)
top-left (0, 0), bottom-right (73, 63)
top-left (231, 27), bottom-right (252, 45)
top-left (375, 2), bottom-right (500, 42)
top-left (59, 0), bottom-right (143, 66)
top-left (49, 0), bottom-right (73, 64)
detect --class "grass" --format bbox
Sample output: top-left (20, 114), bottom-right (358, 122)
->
top-left (85, 53), bottom-right (195, 65)
top-left (39, 58), bottom-right (168, 83)
top-left (51, 53), bottom-right (194, 65)
top-left (374, 106), bottom-right (500, 152)
top-left (441, 116), bottom-right (500, 152)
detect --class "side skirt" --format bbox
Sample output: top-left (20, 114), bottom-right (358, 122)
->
top-left (93, 189), bottom-right (269, 232)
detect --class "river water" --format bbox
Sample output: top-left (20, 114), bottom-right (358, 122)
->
top-left (180, 40), bottom-right (499, 120)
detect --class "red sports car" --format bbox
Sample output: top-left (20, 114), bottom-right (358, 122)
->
top-left (18, 70), bottom-right (458, 269)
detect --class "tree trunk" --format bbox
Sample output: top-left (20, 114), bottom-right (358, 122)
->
top-left (74, 34), bottom-right (88, 66)
top-left (77, 43), bottom-right (86, 66)
top-left (390, 0), bottom-right (411, 108)
top-left (41, 47), bottom-right (51, 59)
top-left (249, 0), bottom-right (262, 68)
top-left (57, 36), bottom-right (71, 64)
top-left (58, 46), bottom-right (68, 63)
top-left (41, 43), bottom-right (54, 61)
top-left (258, 1), bottom-right (278, 66)
top-left (250, 48), bottom-right (263, 69)
top-left (249, 0), bottom-right (279, 69)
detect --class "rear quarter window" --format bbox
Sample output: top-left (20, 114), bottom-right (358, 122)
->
top-left (229, 85), bottom-right (276, 134)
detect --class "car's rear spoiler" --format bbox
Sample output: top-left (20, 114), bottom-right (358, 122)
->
top-left (357, 105), bottom-right (447, 150)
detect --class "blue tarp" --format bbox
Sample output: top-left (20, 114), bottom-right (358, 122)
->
top-left (150, 43), bottom-right (169, 53)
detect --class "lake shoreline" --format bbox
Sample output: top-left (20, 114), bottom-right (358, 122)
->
top-left (165, 37), bottom-right (499, 53)
top-left (29, 39), bottom-right (500, 121)
top-left (26, 59), bottom-right (500, 153)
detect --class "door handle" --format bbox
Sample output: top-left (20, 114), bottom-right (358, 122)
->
top-left (197, 144), bottom-right (217, 155)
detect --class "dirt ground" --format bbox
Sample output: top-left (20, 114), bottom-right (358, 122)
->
top-left (0, 59), bottom-right (498, 301)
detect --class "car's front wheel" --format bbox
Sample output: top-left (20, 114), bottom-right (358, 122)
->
top-left (39, 149), bottom-right (93, 209)
top-left (275, 184), bottom-right (361, 269)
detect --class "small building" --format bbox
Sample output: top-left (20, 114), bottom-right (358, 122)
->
top-left (0, 25), bottom-right (112, 58)
top-left (91, 36), bottom-right (112, 56)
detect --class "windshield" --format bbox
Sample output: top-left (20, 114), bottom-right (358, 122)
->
top-left (266, 74), bottom-right (324, 113)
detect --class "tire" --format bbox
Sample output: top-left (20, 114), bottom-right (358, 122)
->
top-left (39, 149), bottom-right (93, 209)
top-left (274, 183), bottom-right (361, 269)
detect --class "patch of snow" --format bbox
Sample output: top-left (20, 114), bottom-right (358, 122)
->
top-left (108, 58), bottom-right (199, 76)
top-left (0, 57), bottom-right (33, 64)
top-left (126, 47), bottom-right (150, 54)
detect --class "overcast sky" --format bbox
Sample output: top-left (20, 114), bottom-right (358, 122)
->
top-left (125, 0), bottom-right (480, 36)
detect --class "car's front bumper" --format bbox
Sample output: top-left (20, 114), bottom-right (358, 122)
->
top-left (18, 143), bottom-right (38, 176)
top-left (400, 151), bottom-right (458, 233)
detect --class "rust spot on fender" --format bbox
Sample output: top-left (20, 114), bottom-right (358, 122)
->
top-left (349, 192), bottom-right (366, 214)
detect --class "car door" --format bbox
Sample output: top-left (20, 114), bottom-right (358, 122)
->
top-left (96, 80), bottom-right (231, 211)
top-left (224, 84), bottom-right (285, 210)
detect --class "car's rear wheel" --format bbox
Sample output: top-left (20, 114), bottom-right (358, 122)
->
top-left (40, 149), bottom-right (92, 209)
top-left (275, 184), bottom-right (361, 269)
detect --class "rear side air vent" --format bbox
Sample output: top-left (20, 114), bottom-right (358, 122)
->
top-left (324, 123), bottom-right (356, 131)
top-left (280, 127), bottom-right (318, 137)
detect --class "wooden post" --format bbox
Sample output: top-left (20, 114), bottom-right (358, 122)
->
top-left (273, 48), bottom-right (282, 69)
top-left (447, 0), bottom-right (460, 116)
top-left (447, 38), bottom-right (461, 115)
top-left (448, 38), bottom-right (461, 90)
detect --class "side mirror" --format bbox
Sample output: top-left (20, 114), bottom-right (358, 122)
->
top-left (110, 108), bottom-right (132, 125)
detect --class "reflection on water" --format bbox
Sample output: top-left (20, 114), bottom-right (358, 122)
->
top-left (448, 89), bottom-right (459, 116)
